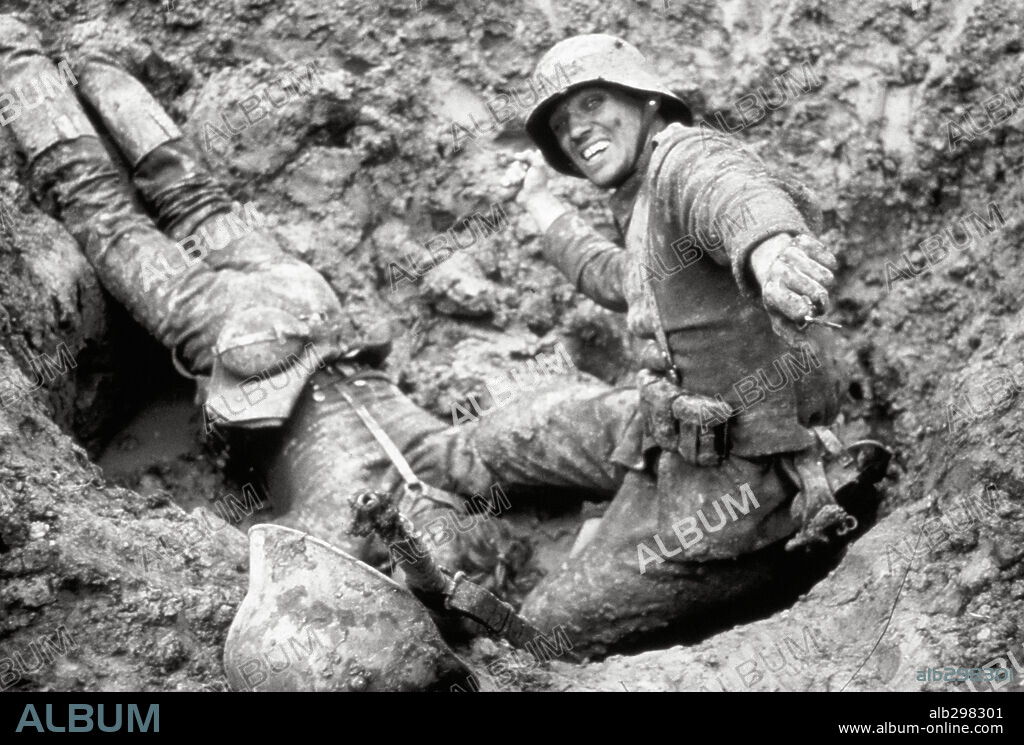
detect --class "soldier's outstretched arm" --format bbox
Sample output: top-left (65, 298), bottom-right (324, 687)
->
top-left (656, 129), bottom-right (837, 335)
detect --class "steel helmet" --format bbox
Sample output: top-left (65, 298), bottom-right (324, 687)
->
top-left (223, 524), bottom-right (474, 691)
top-left (525, 34), bottom-right (693, 177)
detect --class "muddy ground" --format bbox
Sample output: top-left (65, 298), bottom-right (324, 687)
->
top-left (1, 0), bottom-right (1023, 692)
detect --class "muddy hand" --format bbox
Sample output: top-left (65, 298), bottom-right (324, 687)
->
top-left (496, 149), bottom-right (550, 206)
top-left (750, 234), bottom-right (837, 344)
top-left (496, 149), bottom-right (539, 201)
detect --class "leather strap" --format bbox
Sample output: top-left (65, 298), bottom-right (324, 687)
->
top-left (784, 431), bottom-right (864, 550)
top-left (811, 425), bottom-right (846, 459)
top-left (634, 172), bottom-right (683, 386)
top-left (335, 387), bottom-right (422, 488)
top-left (792, 448), bottom-right (833, 510)
top-left (350, 489), bottom-right (555, 657)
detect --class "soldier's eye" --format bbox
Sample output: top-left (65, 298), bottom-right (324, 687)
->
top-left (583, 93), bottom-right (603, 111)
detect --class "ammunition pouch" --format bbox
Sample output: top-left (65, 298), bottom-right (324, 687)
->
top-left (638, 369), bottom-right (732, 467)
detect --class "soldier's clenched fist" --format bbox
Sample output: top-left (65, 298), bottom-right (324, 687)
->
top-left (750, 233), bottom-right (837, 339)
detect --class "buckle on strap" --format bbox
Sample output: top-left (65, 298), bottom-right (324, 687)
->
top-left (785, 447), bottom-right (856, 550)
top-left (784, 426), bottom-right (864, 551)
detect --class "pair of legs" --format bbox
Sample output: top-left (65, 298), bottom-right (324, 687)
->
top-left (0, 17), bottom-right (345, 378)
top-left (298, 370), bottom-right (810, 658)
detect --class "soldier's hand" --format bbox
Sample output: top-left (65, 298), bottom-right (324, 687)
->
top-left (498, 150), bottom-right (551, 206)
top-left (499, 150), bottom-right (569, 233)
top-left (496, 150), bottom-right (543, 203)
top-left (518, 155), bottom-right (553, 202)
top-left (750, 234), bottom-right (837, 340)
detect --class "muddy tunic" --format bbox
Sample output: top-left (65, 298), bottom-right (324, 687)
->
top-left (541, 122), bottom-right (844, 557)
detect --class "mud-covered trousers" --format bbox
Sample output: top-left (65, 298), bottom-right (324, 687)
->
top-left (321, 372), bottom-right (808, 658)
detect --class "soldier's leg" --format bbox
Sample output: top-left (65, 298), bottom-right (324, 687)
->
top-left (75, 50), bottom-right (231, 239)
top-left (267, 369), bottom-right (636, 512)
top-left (0, 16), bottom-right (236, 372)
top-left (263, 370), bottom-right (636, 572)
top-left (402, 380), bottom-right (638, 499)
top-left (518, 455), bottom-right (806, 659)
top-left (61, 53), bottom-right (443, 560)
top-left (0, 21), bottom-right (387, 550)
top-left (73, 56), bottom-right (352, 369)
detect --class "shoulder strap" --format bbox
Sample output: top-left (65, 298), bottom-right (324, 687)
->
top-left (635, 155), bottom-right (682, 386)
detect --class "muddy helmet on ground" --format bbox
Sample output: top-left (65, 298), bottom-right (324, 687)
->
top-left (524, 33), bottom-right (693, 177)
top-left (224, 524), bottom-right (474, 691)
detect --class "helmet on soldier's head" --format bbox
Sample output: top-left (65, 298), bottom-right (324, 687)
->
top-left (525, 34), bottom-right (692, 177)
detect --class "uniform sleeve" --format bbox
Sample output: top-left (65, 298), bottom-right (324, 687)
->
top-left (655, 128), bottom-right (820, 299)
top-left (542, 210), bottom-right (629, 312)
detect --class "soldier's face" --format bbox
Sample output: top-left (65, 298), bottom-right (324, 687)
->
top-left (549, 85), bottom-right (647, 187)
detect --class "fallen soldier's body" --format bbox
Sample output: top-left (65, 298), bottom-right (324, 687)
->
top-left (0, 16), bottom-right (521, 590)
top-left (0, 17), bottom-right (887, 677)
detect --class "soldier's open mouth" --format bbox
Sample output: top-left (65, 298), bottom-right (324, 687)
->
top-left (580, 139), bottom-right (610, 161)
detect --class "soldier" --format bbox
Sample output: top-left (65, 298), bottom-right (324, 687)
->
top-left (357, 33), bottom-right (883, 657)
top-left (498, 34), bottom-right (889, 653)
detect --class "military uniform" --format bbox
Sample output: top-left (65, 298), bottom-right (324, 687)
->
top-left (0, 18), bottom-right (368, 427)
top-left (376, 124), bottom-right (843, 655)
top-left (384, 35), bottom-right (865, 654)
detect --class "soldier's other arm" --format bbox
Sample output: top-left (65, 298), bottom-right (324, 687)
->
top-left (541, 211), bottom-right (628, 312)
top-left (519, 166), bottom-right (628, 312)
top-left (658, 129), bottom-right (835, 321)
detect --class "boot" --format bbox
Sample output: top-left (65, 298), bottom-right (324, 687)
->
top-left (0, 17), bottom-right (94, 160)
top-left (0, 15), bottom-right (227, 373)
top-left (75, 54), bottom-right (232, 237)
top-left (72, 53), bottom-right (382, 427)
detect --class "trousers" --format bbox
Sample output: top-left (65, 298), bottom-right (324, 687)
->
top-left (291, 371), bottom-right (812, 657)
